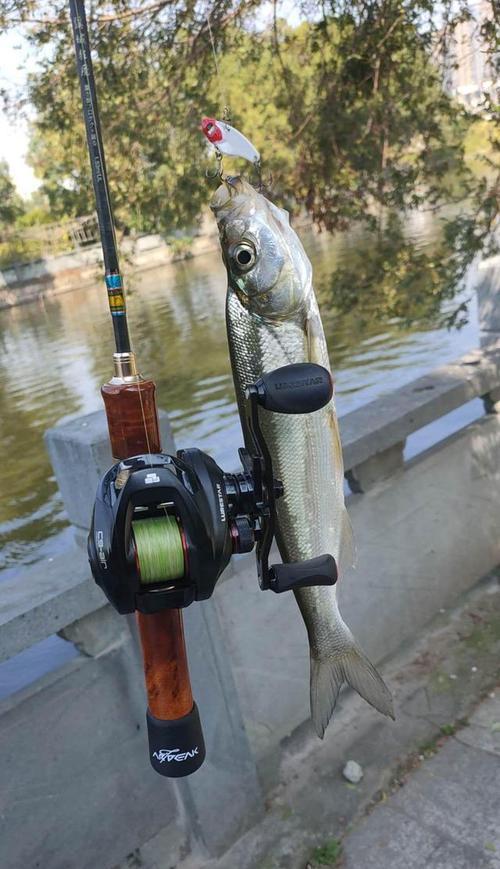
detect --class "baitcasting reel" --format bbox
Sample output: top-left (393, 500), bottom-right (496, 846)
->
top-left (89, 363), bottom-right (338, 616)
top-left (88, 362), bottom-right (338, 776)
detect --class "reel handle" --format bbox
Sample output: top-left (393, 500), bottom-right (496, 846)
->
top-left (269, 554), bottom-right (337, 593)
top-left (253, 363), bottom-right (333, 415)
top-left (102, 376), bottom-right (204, 777)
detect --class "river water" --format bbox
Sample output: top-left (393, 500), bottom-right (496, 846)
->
top-left (0, 215), bottom-right (481, 580)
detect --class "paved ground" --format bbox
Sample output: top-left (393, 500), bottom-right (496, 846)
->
top-left (340, 692), bottom-right (500, 868)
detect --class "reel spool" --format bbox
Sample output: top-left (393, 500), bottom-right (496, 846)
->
top-left (89, 449), bottom-right (234, 614)
top-left (132, 515), bottom-right (185, 586)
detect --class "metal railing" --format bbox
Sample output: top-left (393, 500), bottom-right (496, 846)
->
top-left (0, 214), bottom-right (99, 266)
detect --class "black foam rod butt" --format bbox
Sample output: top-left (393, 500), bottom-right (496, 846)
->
top-left (147, 703), bottom-right (206, 777)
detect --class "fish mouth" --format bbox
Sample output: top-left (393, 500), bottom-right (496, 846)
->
top-left (210, 175), bottom-right (257, 215)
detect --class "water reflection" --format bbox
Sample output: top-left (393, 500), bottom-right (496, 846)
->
top-left (0, 213), bottom-right (481, 574)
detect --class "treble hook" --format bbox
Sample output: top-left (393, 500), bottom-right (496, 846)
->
top-left (205, 149), bottom-right (224, 181)
top-left (251, 160), bottom-right (273, 194)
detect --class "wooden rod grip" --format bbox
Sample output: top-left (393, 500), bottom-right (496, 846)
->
top-left (101, 377), bottom-right (161, 458)
top-left (137, 609), bottom-right (194, 719)
top-left (102, 374), bottom-right (194, 722)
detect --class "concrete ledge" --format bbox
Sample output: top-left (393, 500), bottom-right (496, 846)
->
top-left (341, 346), bottom-right (500, 470)
top-left (0, 644), bottom-right (184, 869)
top-left (347, 441), bottom-right (405, 493)
top-left (0, 546), bottom-right (105, 663)
top-left (59, 604), bottom-right (128, 656)
top-left (45, 408), bottom-right (174, 530)
top-left (477, 255), bottom-right (500, 333)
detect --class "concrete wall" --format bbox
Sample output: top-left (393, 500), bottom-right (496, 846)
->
top-left (0, 228), bottom-right (220, 309)
top-left (0, 641), bottom-right (183, 869)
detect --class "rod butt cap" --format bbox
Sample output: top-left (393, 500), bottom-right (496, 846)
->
top-left (146, 703), bottom-right (205, 777)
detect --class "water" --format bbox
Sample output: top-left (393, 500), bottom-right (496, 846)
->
top-left (0, 214), bottom-right (481, 578)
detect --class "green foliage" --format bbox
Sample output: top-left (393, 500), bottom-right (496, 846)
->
top-left (440, 723), bottom-right (457, 735)
top-left (15, 189), bottom-right (54, 228)
top-left (0, 160), bottom-right (24, 227)
top-left (0, 235), bottom-right (40, 267)
top-left (464, 119), bottom-right (497, 176)
top-left (166, 236), bottom-right (194, 259)
top-left (311, 837), bottom-right (343, 866)
top-left (0, 222), bottom-right (77, 266)
top-left (265, 14), bottom-right (469, 228)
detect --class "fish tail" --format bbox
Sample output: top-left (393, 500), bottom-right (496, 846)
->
top-left (310, 640), bottom-right (394, 738)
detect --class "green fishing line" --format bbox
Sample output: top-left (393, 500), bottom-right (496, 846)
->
top-left (132, 516), bottom-right (184, 584)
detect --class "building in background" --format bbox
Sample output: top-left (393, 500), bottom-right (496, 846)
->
top-left (440, 0), bottom-right (498, 110)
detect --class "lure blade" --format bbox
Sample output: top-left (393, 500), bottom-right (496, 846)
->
top-left (201, 117), bottom-right (260, 165)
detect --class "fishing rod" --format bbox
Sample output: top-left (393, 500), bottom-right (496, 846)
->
top-left (69, 0), bottom-right (338, 778)
top-left (68, 0), bottom-right (203, 776)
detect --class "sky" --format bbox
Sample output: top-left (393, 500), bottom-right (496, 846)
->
top-left (0, 28), bottom-right (40, 197)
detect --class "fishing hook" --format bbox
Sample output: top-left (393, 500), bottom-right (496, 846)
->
top-left (205, 149), bottom-right (224, 181)
top-left (252, 161), bottom-right (273, 194)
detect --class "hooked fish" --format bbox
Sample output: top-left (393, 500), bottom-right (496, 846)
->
top-left (211, 176), bottom-right (394, 736)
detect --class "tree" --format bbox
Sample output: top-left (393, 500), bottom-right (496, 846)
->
top-left (0, 0), bottom-right (498, 322)
top-left (0, 160), bottom-right (24, 227)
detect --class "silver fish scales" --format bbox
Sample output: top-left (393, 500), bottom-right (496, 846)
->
top-left (212, 176), bottom-right (393, 736)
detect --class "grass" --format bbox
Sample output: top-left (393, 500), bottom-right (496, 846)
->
top-left (418, 736), bottom-right (440, 758)
top-left (310, 838), bottom-right (343, 866)
top-left (462, 615), bottom-right (500, 652)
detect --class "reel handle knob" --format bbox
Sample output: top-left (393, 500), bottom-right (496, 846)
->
top-left (269, 554), bottom-right (337, 593)
top-left (253, 363), bottom-right (333, 415)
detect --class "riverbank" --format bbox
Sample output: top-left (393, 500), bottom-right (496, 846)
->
top-left (0, 223), bottom-right (220, 310)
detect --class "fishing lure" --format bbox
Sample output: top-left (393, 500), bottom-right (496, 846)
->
top-left (201, 117), bottom-right (260, 165)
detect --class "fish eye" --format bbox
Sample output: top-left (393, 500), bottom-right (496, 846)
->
top-left (231, 242), bottom-right (256, 272)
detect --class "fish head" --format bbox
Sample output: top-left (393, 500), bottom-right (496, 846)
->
top-left (210, 176), bottom-right (312, 320)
